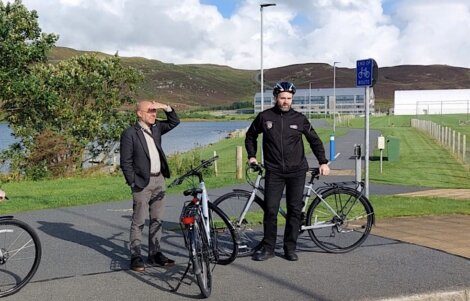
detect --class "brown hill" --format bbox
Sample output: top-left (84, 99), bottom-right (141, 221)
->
top-left (265, 63), bottom-right (470, 110)
top-left (49, 47), bottom-right (470, 110)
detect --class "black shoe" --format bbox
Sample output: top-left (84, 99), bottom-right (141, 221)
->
top-left (130, 256), bottom-right (145, 272)
top-left (284, 251), bottom-right (298, 261)
top-left (148, 252), bottom-right (176, 267)
top-left (252, 247), bottom-right (275, 261)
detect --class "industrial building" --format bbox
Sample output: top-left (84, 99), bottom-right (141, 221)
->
top-left (394, 89), bottom-right (470, 115)
top-left (254, 87), bottom-right (374, 115)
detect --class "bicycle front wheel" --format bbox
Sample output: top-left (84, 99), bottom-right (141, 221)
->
top-left (191, 218), bottom-right (212, 298)
top-left (0, 218), bottom-right (42, 298)
top-left (306, 187), bottom-right (373, 253)
top-left (213, 191), bottom-right (264, 257)
top-left (208, 202), bottom-right (238, 265)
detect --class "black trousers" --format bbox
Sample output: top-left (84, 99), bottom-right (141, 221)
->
top-left (262, 169), bottom-right (306, 253)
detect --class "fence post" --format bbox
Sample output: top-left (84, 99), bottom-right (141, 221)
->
top-left (458, 132), bottom-right (461, 158)
top-left (452, 130), bottom-right (456, 153)
top-left (236, 146), bottom-right (243, 180)
top-left (463, 135), bottom-right (467, 163)
top-left (213, 150), bottom-right (218, 176)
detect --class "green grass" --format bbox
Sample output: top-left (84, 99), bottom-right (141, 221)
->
top-left (343, 115), bottom-right (470, 188)
top-left (370, 195), bottom-right (470, 219)
top-left (0, 175), bottom-right (130, 213)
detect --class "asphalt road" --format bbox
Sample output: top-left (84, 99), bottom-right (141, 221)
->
top-left (4, 186), bottom-right (469, 301)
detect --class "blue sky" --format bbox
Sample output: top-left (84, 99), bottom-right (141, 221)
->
top-left (201, 0), bottom-right (239, 18)
top-left (23, 0), bottom-right (470, 69)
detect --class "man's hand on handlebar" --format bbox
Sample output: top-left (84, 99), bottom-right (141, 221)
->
top-left (319, 164), bottom-right (330, 176)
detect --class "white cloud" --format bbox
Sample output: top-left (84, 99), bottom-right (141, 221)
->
top-left (22, 0), bottom-right (470, 69)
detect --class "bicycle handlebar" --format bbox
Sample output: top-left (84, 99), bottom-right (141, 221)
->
top-left (169, 156), bottom-right (219, 187)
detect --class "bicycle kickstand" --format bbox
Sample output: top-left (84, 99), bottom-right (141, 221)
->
top-left (171, 259), bottom-right (192, 292)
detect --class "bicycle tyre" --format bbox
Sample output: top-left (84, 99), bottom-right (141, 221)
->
top-left (191, 217), bottom-right (212, 298)
top-left (208, 202), bottom-right (238, 265)
top-left (213, 191), bottom-right (265, 257)
top-left (0, 218), bottom-right (42, 298)
top-left (306, 187), bottom-right (373, 253)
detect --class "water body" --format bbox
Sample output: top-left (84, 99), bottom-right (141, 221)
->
top-left (0, 121), bottom-right (250, 170)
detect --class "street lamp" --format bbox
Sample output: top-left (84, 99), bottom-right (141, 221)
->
top-left (309, 82), bottom-right (312, 120)
top-left (333, 61), bottom-right (340, 132)
top-left (260, 3), bottom-right (276, 113)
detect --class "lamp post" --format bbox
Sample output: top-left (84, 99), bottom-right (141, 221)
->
top-left (260, 3), bottom-right (276, 113)
top-left (309, 82), bottom-right (312, 120)
top-left (333, 61), bottom-right (340, 133)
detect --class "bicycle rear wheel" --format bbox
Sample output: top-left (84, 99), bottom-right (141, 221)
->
top-left (306, 187), bottom-right (373, 253)
top-left (0, 218), bottom-right (42, 298)
top-left (190, 218), bottom-right (212, 298)
top-left (208, 202), bottom-right (238, 265)
top-left (213, 191), bottom-right (264, 257)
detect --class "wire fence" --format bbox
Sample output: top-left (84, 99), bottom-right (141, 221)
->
top-left (411, 119), bottom-right (468, 167)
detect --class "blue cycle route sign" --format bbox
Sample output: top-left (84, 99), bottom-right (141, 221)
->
top-left (356, 59), bottom-right (377, 87)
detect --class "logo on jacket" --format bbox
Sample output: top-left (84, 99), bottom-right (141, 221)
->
top-left (266, 121), bottom-right (273, 129)
top-left (289, 124), bottom-right (298, 130)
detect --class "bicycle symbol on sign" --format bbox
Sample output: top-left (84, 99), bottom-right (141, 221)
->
top-left (357, 67), bottom-right (370, 79)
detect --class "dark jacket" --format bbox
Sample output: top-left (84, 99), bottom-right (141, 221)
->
top-left (120, 109), bottom-right (180, 188)
top-left (245, 106), bottom-right (328, 173)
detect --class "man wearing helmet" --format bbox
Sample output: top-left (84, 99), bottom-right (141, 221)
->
top-left (245, 81), bottom-right (330, 261)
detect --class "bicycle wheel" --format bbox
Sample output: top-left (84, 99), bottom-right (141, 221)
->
top-left (208, 202), bottom-right (238, 264)
top-left (191, 217), bottom-right (212, 298)
top-left (0, 218), bottom-right (42, 298)
top-left (213, 191), bottom-right (264, 257)
top-left (306, 187), bottom-right (373, 253)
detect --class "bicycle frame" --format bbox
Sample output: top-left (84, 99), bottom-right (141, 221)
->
top-left (198, 180), bottom-right (211, 245)
top-left (236, 165), bottom-right (366, 231)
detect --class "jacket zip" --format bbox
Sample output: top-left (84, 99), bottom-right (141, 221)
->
top-left (280, 112), bottom-right (285, 173)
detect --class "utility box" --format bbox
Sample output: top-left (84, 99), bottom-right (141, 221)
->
top-left (386, 136), bottom-right (400, 161)
top-left (377, 136), bottom-right (385, 150)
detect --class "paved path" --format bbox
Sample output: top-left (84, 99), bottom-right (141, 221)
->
top-left (5, 197), bottom-right (470, 301)
top-left (373, 215), bottom-right (470, 258)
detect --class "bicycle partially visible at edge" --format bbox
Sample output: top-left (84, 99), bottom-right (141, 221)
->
top-left (0, 193), bottom-right (42, 298)
top-left (169, 156), bottom-right (238, 298)
top-left (214, 163), bottom-right (375, 257)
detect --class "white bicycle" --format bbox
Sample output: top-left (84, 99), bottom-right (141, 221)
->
top-left (214, 163), bottom-right (375, 256)
top-left (170, 156), bottom-right (238, 298)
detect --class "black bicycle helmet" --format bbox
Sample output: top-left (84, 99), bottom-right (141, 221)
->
top-left (273, 81), bottom-right (296, 97)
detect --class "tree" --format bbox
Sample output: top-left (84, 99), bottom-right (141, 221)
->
top-left (0, 1), bottom-right (143, 178)
top-left (0, 0), bottom-right (58, 98)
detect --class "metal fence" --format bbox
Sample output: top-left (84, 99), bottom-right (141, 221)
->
top-left (411, 119), bottom-right (468, 166)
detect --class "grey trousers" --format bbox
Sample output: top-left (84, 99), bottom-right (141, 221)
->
top-left (129, 175), bottom-right (166, 257)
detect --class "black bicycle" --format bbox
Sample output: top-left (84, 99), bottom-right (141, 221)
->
top-left (0, 214), bottom-right (42, 297)
top-left (170, 157), bottom-right (238, 298)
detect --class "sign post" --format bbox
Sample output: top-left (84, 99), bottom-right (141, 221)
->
top-left (356, 58), bottom-right (378, 198)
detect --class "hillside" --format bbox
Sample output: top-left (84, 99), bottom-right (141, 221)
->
top-left (48, 47), bottom-right (258, 108)
top-left (265, 63), bottom-right (470, 110)
top-left (48, 47), bottom-right (470, 110)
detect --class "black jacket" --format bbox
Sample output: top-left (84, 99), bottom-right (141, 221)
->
top-left (120, 109), bottom-right (180, 188)
top-left (245, 106), bottom-right (328, 173)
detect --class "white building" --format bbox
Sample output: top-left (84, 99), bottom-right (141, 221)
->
top-left (254, 87), bottom-right (374, 115)
top-left (394, 89), bottom-right (470, 115)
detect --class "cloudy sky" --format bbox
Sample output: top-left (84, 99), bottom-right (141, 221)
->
top-left (21, 0), bottom-right (470, 69)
